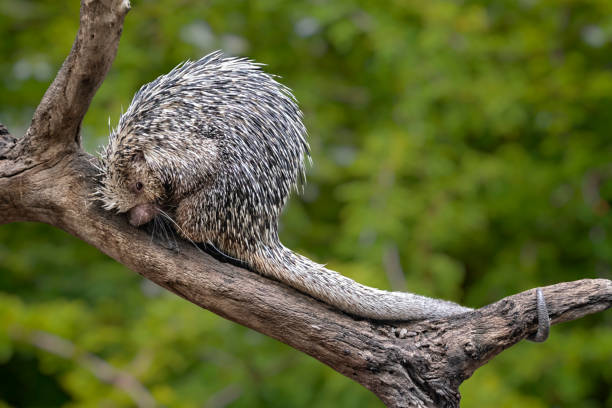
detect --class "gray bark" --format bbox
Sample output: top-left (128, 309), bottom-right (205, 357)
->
top-left (0, 1), bottom-right (610, 406)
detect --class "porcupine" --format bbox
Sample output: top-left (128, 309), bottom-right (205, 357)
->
top-left (95, 50), bottom-right (475, 321)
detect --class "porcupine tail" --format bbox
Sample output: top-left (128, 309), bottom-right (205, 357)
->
top-left (251, 243), bottom-right (472, 321)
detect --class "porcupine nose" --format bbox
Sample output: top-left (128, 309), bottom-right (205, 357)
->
top-left (129, 203), bottom-right (158, 227)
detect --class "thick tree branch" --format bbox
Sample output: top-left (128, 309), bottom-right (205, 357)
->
top-left (1, 1), bottom-right (610, 407)
top-left (1, 148), bottom-right (610, 407)
top-left (25, 0), bottom-right (130, 151)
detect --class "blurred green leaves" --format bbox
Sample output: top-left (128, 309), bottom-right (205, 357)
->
top-left (1, 0), bottom-right (611, 406)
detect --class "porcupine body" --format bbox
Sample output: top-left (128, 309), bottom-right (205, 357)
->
top-left (96, 51), bottom-right (472, 320)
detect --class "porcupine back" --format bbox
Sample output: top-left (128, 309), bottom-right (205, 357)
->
top-left (100, 51), bottom-right (471, 320)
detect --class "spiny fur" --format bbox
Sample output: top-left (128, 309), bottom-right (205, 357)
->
top-left (95, 50), bottom-right (471, 320)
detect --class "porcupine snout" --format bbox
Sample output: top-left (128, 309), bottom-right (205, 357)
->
top-left (129, 203), bottom-right (158, 227)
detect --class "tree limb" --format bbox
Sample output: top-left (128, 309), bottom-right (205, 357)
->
top-left (25, 0), bottom-right (130, 150)
top-left (0, 1), bottom-right (610, 407)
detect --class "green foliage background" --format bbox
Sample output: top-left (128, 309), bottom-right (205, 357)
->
top-left (1, 0), bottom-right (611, 406)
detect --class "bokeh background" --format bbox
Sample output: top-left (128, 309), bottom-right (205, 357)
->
top-left (1, 0), bottom-right (612, 406)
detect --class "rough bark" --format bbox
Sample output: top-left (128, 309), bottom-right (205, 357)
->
top-left (0, 1), bottom-right (610, 407)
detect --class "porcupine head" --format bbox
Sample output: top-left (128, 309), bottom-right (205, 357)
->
top-left (95, 51), bottom-right (310, 267)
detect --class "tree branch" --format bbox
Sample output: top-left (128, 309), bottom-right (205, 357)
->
top-left (25, 0), bottom-right (130, 150)
top-left (2, 147), bottom-right (610, 406)
top-left (1, 1), bottom-right (610, 407)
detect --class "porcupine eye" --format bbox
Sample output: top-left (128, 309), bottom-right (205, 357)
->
top-left (134, 181), bottom-right (144, 193)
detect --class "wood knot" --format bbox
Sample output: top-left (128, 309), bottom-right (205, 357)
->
top-left (392, 327), bottom-right (417, 339)
top-left (463, 341), bottom-right (478, 359)
top-left (499, 298), bottom-right (516, 315)
top-left (0, 132), bottom-right (17, 157)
